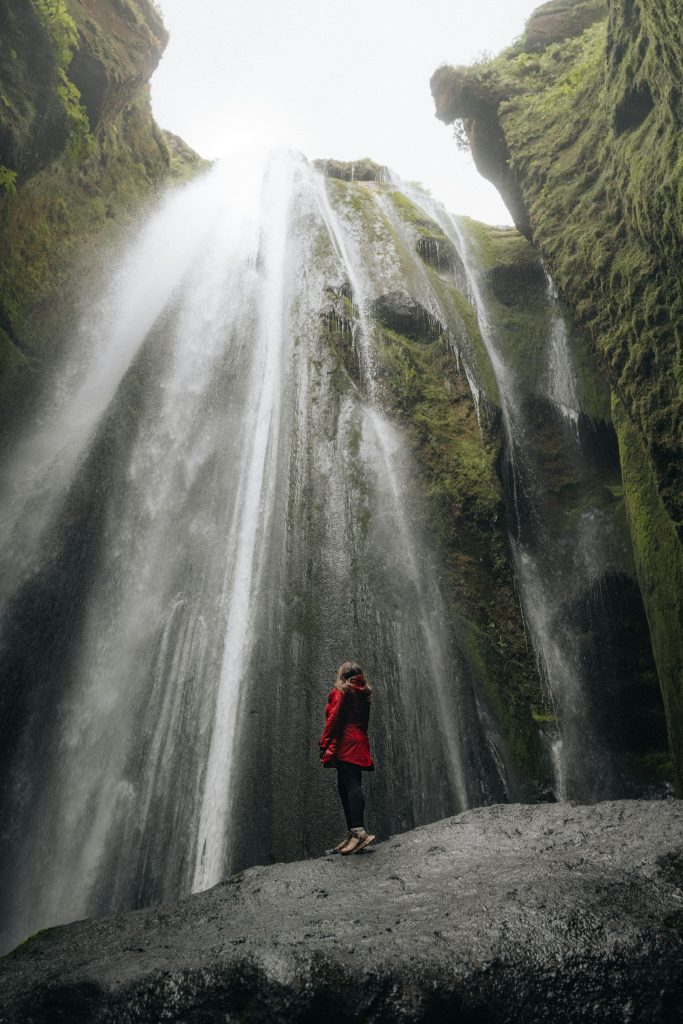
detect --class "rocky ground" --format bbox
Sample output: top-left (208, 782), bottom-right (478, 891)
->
top-left (1, 800), bottom-right (682, 1023)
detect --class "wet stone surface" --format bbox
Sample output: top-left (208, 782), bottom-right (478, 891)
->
top-left (1, 800), bottom-right (682, 1023)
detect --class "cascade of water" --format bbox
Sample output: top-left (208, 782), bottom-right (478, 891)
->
top-left (0, 172), bottom-right (228, 606)
top-left (390, 179), bottom-right (636, 800)
top-left (0, 157), bottom-right (275, 937)
top-left (310, 168), bottom-right (489, 813)
top-left (310, 173), bottom-right (378, 395)
top-left (193, 152), bottom-right (296, 891)
top-left (544, 272), bottom-right (580, 432)
top-left (0, 151), bottom-right (510, 953)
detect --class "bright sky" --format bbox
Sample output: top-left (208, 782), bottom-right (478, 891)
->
top-left (151, 0), bottom-right (540, 224)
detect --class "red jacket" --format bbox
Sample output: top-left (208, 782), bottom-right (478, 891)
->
top-left (319, 676), bottom-right (374, 769)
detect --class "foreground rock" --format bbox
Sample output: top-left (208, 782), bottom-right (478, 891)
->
top-left (1, 801), bottom-right (682, 1022)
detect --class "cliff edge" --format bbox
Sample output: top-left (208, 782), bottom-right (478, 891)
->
top-left (0, 0), bottom-right (203, 395)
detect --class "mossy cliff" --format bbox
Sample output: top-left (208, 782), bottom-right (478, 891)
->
top-left (371, 314), bottom-right (547, 790)
top-left (0, 0), bottom-right (204, 398)
top-left (318, 167), bottom-right (668, 796)
top-left (318, 168), bottom-right (551, 793)
top-left (432, 0), bottom-right (683, 793)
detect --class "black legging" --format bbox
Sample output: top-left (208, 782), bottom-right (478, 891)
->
top-left (336, 761), bottom-right (365, 830)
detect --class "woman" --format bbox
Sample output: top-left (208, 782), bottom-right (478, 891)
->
top-left (319, 660), bottom-right (375, 854)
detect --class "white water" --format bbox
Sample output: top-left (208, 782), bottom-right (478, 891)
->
top-left (545, 273), bottom-right (580, 431)
top-left (0, 146), bottom-right (657, 955)
top-left (193, 152), bottom-right (295, 890)
top-left (0, 173), bottom-right (229, 604)
top-left (390, 176), bottom-right (632, 800)
top-left (0, 151), bottom-right (510, 952)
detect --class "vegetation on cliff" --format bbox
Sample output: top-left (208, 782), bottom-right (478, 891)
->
top-left (321, 175), bottom-right (575, 792)
top-left (0, 0), bottom-right (204, 402)
top-left (374, 316), bottom-right (552, 784)
top-left (432, 0), bottom-right (682, 793)
top-left (460, 214), bottom-right (669, 790)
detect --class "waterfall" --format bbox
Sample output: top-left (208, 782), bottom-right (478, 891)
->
top-left (0, 151), bottom-right (513, 953)
top-left (392, 179), bottom-right (646, 802)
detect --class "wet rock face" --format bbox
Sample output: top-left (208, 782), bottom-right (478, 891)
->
top-left (524, 0), bottom-right (607, 52)
top-left (0, 1), bottom-right (67, 176)
top-left (372, 291), bottom-right (442, 341)
top-left (2, 800), bottom-right (682, 1023)
top-left (66, 0), bottom-right (168, 128)
top-left (0, 0), bottom-right (168, 180)
top-left (431, 0), bottom-right (683, 796)
top-left (314, 158), bottom-right (389, 182)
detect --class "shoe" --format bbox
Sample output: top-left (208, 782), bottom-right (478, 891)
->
top-left (340, 828), bottom-right (376, 855)
top-left (335, 832), bottom-right (352, 853)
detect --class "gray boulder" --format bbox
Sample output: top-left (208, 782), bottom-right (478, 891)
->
top-left (1, 800), bottom-right (682, 1022)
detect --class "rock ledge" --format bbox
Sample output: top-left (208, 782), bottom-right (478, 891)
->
top-left (1, 800), bottom-right (682, 1023)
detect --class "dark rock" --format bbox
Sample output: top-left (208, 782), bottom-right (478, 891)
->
top-left (67, 0), bottom-right (169, 129)
top-left (613, 80), bottom-right (655, 134)
top-left (314, 158), bottom-right (390, 183)
top-left (1, 801), bottom-right (682, 1022)
top-left (485, 261), bottom-right (547, 306)
top-left (372, 291), bottom-right (442, 341)
top-left (0, 0), bottom-right (67, 177)
top-left (415, 233), bottom-right (459, 273)
top-left (524, 0), bottom-right (608, 53)
top-left (430, 67), bottom-right (532, 239)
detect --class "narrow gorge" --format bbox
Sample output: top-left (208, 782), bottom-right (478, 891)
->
top-left (0, 0), bottom-right (681, 1020)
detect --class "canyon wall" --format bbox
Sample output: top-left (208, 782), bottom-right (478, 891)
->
top-left (432, 0), bottom-right (683, 792)
top-left (0, 0), bottom-right (202, 404)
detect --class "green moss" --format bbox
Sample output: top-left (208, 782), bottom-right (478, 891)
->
top-left (31, 0), bottom-right (77, 64)
top-left (30, 0), bottom-right (95, 160)
top-left (436, 3), bottom-right (682, 536)
top-left (0, 165), bottom-right (17, 194)
top-left (631, 750), bottom-right (674, 783)
top-left (338, 181), bottom-right (374, 216)
top-left (458, 214), bottom-right (612, 422)
top-left (0, 0), bottom-right (207, 393)
top-left (531, 709), bottom-right (557, 724)
top-left (457, 216), bottom-right (536, 273)
top-left (387, 189), bottom-right (449, 241)
top-left (612, 394), bottom-right (683, 795)
top-left (375, 321), bottom-right (548, 786)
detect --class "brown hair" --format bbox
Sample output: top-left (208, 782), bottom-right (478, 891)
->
top-left (334, 660), bottom-right (372, 700)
